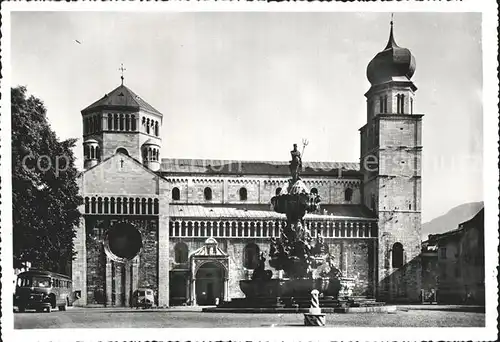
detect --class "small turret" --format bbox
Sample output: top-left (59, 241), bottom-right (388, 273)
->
top-left (142, 139), bottom-right (160, 171)
top-left (83, 139), bottom-right (100, 169)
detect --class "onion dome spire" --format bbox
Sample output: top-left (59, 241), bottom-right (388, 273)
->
top-left (366, 17), bottom-right (416, 86)
top-left (384, 15), bottom-right (399, 50)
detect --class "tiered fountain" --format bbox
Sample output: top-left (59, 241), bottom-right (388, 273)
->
top-left (238, 144), bottom-right (344, 303)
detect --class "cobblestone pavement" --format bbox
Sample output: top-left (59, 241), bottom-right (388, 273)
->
top-left (14, 307), bottom-right (485, 329)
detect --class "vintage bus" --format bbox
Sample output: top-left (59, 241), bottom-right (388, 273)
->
top-left (15, 269), bottom-right (72, 313)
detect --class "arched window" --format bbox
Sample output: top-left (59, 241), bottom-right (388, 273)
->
top-left (116, 197), bottom-right (122, 214)
top-left (110, 197), bottom-right (115, 214)
top-left (129, 197), bottom-right (134, 214)
top-left (116, 147), bottom-right (129, 156)
top-left (311, 188), bottom-right (318, 195)
top-left (107, 115), bottom-right (113, 130)
top-left (125, 114), bottom-right (130, 131)
top-left (155, 122), bottom-right (159, 136)
top-left (97, 197), bottom-right (103, 214)
top-left (146, 118), bottom-right (150, 134)
top-left (123, 198), bottom-right (128, 214)
top-left (204, 187), bottom-right (212, 201)
top-left (131, 115), bottom-right (136, 131)
top-left (275, 187), bottom-right (282, 196)
top-left (141, 198), bottom-right (147, 215)
top-left (392, 242), bottom-right (404, 268)
top-left (243, 243), bottom-right (260, 269)
top-left (344, 188), bottom-right (353, 202)
top-left (147, 198), bottom-right (153, 215)
top-left (84, 197), bottom-right (90, 213)
top-left (114, 114), bottom-right (119, 130)
top-left (91, 197), bottom-right (96, 213)
top-left (119, 114), bottom-right (124, 131)
top-left (174, 242), bottom-right (189, 264)
top-left (103, 197), bottom-right (109, 214)
top-left (397, 94), bottom-right (405, 114)
top-left (135, 198), bottom-right (141, 214)
top-left (154, 199), bottom-right (159, 215)
top-left (172, 187), bottom-right (180, 201)
top-left (239, 187), bottom-right (247, 201)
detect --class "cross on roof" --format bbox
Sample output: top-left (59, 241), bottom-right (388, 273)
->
top-left (119, 63), bottom-right (126, 85)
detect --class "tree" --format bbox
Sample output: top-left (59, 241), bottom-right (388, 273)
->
top-left (12, 86), bottom-right (82, 274)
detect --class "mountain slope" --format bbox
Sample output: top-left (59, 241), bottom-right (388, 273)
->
top-left (421, 201), bottom-right (484, 240)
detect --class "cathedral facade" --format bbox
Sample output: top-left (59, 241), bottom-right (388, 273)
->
top-left (72, 23), bottom-right (423, 307)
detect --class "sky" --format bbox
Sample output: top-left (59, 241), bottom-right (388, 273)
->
top-left (10, 12), bottom-right (483, 222)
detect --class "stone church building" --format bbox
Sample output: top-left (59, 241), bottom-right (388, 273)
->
top-left (72, 23), bottom-right (423, 307)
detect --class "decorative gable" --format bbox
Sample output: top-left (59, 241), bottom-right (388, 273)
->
top-left (81, 153), bottom-right (164, 196)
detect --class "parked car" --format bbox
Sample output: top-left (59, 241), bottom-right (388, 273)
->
top-left (132, 288), bottom-right (155, 309)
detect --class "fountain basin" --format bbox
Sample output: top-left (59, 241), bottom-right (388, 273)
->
top-left (239, 277), bottom-right (342, 298)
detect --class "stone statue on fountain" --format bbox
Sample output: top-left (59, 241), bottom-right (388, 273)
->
top-left (289, 143), bottom-right (302, 183)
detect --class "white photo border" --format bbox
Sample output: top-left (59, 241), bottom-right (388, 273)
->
top-left (1, 1), bottom-right (498, 341)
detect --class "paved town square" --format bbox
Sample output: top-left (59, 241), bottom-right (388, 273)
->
top-left (14, 307), bottom-right (485, 329)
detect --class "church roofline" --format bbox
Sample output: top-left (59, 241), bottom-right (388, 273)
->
top-left (158, 158), bottom-right (361, 177)
top-left (169, 204), bottom-right (377, 221)
top-left (81, 84), bottom-right (162, 116)
top-left (364, 79), bottom-right (418, 98)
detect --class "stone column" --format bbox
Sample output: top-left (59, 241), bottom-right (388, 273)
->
top-left (157, 177), bottom-right (170, 307)
top-left (191, 279), bottom-right (197, 306)
top-left (115, 264), bottom-right (122, 306)
top-left (72, 209), bottom-right (87, 306)
top-left (132, 257), bottom-right (139, 292)
top-left (185, 275), bottom-right (190, 305)
top-left (105, 257), bottom-right (112, 306)
top-left (224, 278), bottom-right (229, 301)
top-left (125, 263), bottom-right (131, 307)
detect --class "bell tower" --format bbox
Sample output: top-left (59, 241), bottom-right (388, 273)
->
top-left (81, 67), bottom-right (162, 171)
top-left (360, 20), bottom-right (423, 302)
